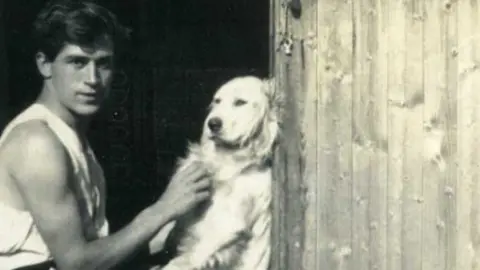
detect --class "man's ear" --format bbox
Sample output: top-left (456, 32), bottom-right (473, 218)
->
top-left (35, 52), bottom-right (52, 78)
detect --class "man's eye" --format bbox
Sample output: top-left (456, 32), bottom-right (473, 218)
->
top-left (97, 59), bottom-right (113, 70)
top-left (71, 58), bottom-right (87, 68)
top-left (234, 99), bottom-right (247, 106)
top-left (97, 62), bottom-right (111, 70)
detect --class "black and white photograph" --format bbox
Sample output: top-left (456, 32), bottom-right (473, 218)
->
top-left (1, 0), bottom-right (480, 270)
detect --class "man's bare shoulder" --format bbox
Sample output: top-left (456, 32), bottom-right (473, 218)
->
top-left (2, 120), bottom-right (63, 155)
top-left (3, 120), bottom-right (72, 187)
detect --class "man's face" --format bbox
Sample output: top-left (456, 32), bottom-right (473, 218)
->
top-left (42, 39), bottom-right (115, 116)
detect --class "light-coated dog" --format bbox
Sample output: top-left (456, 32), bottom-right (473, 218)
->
top-left (160, 75), bottom-right (283, 270)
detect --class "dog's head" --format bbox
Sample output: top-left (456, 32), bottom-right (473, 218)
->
top-left (200, 76), bottom-right (283, 165)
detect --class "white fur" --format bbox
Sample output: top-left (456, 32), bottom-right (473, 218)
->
top-left (161, 76), bottom-right (282, 270)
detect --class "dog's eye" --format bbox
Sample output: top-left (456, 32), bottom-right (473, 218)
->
top-left (234, 99), bottom-right (247, 106)
top-left (213, 98), bottom-right (221, 104)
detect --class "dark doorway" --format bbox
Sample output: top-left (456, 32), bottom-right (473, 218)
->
top-left (2, 0), bottom-right (270, 268)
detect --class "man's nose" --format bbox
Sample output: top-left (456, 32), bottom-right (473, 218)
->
top-left (85, 62), bottom-right (100, 86)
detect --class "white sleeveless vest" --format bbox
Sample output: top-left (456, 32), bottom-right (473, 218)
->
top-left (0, 103), bottom-right (109, 269)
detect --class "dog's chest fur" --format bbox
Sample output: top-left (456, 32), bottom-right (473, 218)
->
top-left (164, 142), bottom-right (272, 270)
top-left (176, 164), bottom-right (264, 249)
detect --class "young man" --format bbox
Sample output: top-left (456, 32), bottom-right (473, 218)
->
top-left (0, 1), bottom-right (211, 269)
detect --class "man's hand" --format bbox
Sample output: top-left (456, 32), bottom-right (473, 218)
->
top-left (155, 161), bottom-right (211, 220)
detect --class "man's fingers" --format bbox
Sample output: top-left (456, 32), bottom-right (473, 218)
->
top-left (191, 168), bottom-right (210, 182)
top-left (194, 190), bottom-right (211, 202)
top-left (179, 160), bottom-right (203, 176)
top-left (182, 169), bottom-right (209, 185)
top-left (174, 162), bottom-right (208, 183)
top-left (192, 178), bottom-right (211, 191)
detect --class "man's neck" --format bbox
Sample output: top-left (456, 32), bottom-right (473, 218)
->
top-left (36, 87), bottom-right (91, 144)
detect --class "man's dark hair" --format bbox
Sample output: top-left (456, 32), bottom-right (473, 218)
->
top-left (32, 0), bottom-right (132, 61)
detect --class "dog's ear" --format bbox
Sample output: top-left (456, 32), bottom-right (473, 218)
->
top-left (250, 77), bottom-right (283, 161)
top-left (251, 110), bottom-right (280, 163)
top-left (262, 77), bottom-right (285, 123)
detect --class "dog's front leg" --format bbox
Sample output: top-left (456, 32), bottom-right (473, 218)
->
top-left (159, 246), bottom-right (239, 270)
top-left (161, 253), bottom-right (198, 270)
top-left (160, 248), bottom-right (223, 270)
top-left (189, 230), bottom-right (251, 270)
top-left (199, 233), bottom-right (250, 269)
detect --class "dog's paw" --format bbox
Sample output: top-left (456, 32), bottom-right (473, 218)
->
top-left (162, 256), bottom-right (196, 270)
top-left (192, 256), bottom-right (217, 270)
top-left (204, 256), bottom-right (219, 269)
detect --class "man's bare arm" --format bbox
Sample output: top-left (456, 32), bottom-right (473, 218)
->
top-left (8, 122), bottom-right (210, 270)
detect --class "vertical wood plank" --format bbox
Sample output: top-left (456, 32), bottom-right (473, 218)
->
top-left (422, 1), bottom-right (447, 269)
top-left (283, 6), bottom-right (306, 270)
top-left (352, 1), bottom-right (371, 269)
top-left (386, 0), bottom-right (406, 269)
top-left (315, 0), bottom-right (330, 269)
top-left (368, 0), bottom-right (388, 269)
top-left (402, 1), bottom-right (424, 269)
top-left (302, 0), bottom-right (319, 269)
top-left (271, 0), bottom-right (306, 269)
top-left (270, 0), bottom-right (287, 268)
top-left (471, 3), bottom-right (480, 269)
top-left (317, 0), bottom-right (354, 269)
top-left (471, 3), bottom-right (480, 268)
top-left (444, 2), bottom-right (458, 269)
top-left (456, 0), bottom-right (478, 269)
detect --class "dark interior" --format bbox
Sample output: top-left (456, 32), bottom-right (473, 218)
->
top-left (1, 0), bottom-right (269, 268)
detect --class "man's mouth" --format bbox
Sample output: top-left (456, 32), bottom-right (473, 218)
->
top-left (78, 92), bottom-right (102, 102)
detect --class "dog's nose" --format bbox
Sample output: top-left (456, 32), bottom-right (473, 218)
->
top-left (208, 117), bottom-right (222, 132)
